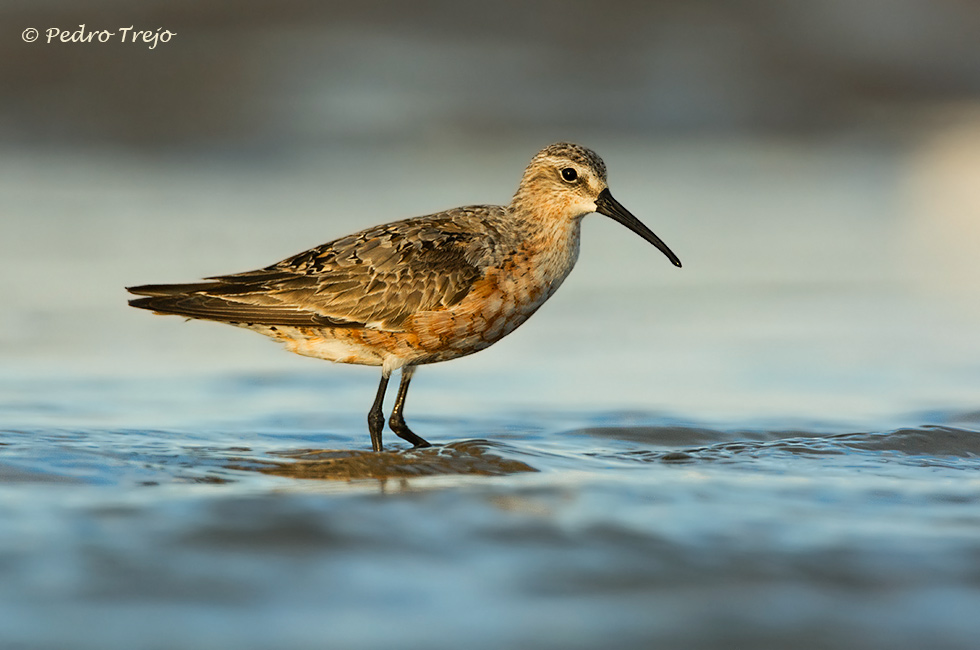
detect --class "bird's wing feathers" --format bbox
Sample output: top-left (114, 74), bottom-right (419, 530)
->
top-left (128, 208), bottom-right (503, 330)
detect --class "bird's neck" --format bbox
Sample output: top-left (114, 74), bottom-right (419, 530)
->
top-left (508, 190), bottom-right (583, 246)
top-left (506, 200), bottom-right (583, 290)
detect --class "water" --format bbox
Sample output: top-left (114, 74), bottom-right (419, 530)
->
top-left (3, 134), bottom-right (980, 649)
top-left (3, 409), bottom-right (980, 649)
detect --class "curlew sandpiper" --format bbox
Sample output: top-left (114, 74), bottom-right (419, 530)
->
top-left (128, 143), bottom-right (681, 451)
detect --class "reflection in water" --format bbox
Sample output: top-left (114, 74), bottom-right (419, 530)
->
top-left (229, 440), bottom-right (537, 481)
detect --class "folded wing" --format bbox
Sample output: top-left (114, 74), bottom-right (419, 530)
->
top-left (127, 209), bottom-right (498, 331)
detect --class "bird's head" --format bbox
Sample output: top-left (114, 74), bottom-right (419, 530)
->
top-left (513, 142), bottom-right (681, 268)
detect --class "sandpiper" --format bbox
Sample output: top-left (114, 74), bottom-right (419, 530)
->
top-left (128, 143), bottom-right (681, 451)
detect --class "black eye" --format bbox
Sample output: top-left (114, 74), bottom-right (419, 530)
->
top-left (561, 167), bottom-right (578, 182)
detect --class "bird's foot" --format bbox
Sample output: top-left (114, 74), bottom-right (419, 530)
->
top-left (389, 416), bottom-right (431, 448)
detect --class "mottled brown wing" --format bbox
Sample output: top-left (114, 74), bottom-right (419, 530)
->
top-left (128, 208), bottom-right (500, 330)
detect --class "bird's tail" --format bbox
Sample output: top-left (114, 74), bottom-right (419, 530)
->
top-left (126, 281), bottom-right (353, 327)
top-left (127, 282), bottom-right (223, 320)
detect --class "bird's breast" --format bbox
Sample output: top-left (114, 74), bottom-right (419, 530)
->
top-left (409, 221), bottom-right (581, 359)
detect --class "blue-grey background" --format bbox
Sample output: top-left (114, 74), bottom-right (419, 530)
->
top-left (2, 2), bottom-right (980, 649)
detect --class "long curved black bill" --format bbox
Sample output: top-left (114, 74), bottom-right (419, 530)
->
top-left (594, 188), bottom-right (681, 268)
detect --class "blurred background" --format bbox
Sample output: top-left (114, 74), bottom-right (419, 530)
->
top-left (3, 3), bottom-right (980, 650)
top-left (5, 0), bottom-right (980, 146)
top-left (0, 0), bottom-right (980, 416)
top-left (3, 0), bottom-right (979, 422)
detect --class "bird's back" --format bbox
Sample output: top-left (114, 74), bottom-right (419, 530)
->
top-left (128, 204), bottom-right (518, 332)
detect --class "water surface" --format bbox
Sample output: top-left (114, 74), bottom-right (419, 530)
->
top-left (3, 136), bottom-right (980, 649)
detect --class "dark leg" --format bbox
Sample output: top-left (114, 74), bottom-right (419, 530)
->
top-left (389, 367), bottom-right (431, 448)
top-left (368, 372), bottom-right (389, 452)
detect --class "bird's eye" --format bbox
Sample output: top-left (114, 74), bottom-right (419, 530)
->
top-left (561, 167), bottom-right (578, 182)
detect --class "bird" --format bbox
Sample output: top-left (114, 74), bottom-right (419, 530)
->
top-left (128, 142), bottom-right (681, 451)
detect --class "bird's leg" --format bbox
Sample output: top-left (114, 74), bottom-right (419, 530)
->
top-left (368, 372), bottom-right (389, 452)
top-left (389, 367), bottom-right (431, 448)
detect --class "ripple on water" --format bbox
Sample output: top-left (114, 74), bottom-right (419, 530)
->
top-left (3, 423), bottom-right (979, 486)
top-left (574, 424), bottom-right (980, 472)
top-left (3, 419), bottom-right (980, 650)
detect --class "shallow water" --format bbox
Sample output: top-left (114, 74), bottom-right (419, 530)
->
top-left (3, 135), bottom-right (980, 648)
top-left (3, 396), bottom-right (980, 650)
